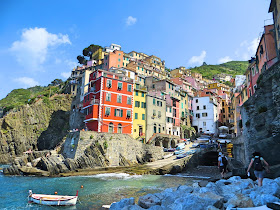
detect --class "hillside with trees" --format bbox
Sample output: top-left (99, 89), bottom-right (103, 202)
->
top-left (190, 61), bottom-right (248, 79)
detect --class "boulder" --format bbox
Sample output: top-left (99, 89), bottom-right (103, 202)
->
top-left (206, 206), bottom-right (220, 210)
top-left (199, 180), bottom-right (209, 187)
top-left (176, 185), bottom-right (193, 194)
top-left (249, 191), bottom-right (280, 206)
top-left (122, 205), bottom-right (144, 210)
top-left (138, 194), bottom-right (161, 209)
top-left (225, 193), bottom-right (254, 208)
top-left (259, 179), bottom-right (280, 197)
top-left (171, 192), bottom-right (224, 210)
top-left (147, 205), bottom-right (165, 210)
top-left (110, 197), bottom-right (135, 210)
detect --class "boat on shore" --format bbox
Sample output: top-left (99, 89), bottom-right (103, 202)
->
top-left (28, 190), bottom-right (78, 206)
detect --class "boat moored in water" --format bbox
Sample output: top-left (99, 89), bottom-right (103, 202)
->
top-left (28, 190), bottom-right (78, 206)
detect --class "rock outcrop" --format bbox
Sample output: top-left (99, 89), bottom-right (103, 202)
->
top-left (240, 61), bottom-right (280, 178)
top-left (110, 176), bottom-right (280, 209)
top-left (4, 131), bottom-right (164, 176)
top-left (0, 94), bottom-right (72, 164)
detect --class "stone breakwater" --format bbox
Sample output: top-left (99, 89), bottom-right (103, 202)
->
top-left (110, 176), bottom-right (280, 210)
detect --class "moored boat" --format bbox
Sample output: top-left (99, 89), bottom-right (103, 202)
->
top-left (28, 190), bottom-right (78, 206)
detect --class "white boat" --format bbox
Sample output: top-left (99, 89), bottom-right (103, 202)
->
top-left (28, 190), bottom-right (78, 206)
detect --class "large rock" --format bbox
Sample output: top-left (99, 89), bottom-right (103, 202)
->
top-left (138, 194), bottom-right (161, 209)
top-left (170, 192), bottom-right (224, 210)
top-left (249, 192), bottom-right (280, 206)
top-left (225, 193), bottom-right (254, 208)
top-left (110, 197), bottom-right (135, 210)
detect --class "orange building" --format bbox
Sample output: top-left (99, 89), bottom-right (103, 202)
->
top-left (83, 69), bottom-right (134, 134)
top-left (104, 50), bottom-right (124, 70)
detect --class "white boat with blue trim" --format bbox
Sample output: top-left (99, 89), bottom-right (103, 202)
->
top-left (28, 190), bottom-right (78, 206)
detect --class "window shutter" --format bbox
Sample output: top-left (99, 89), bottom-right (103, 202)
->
top-left (114, 109), bottom-right (117, 116)
top-left (121, 110), bottom-right (123, 117)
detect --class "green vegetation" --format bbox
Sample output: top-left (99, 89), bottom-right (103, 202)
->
top-left (0, 79), bottom-right (69, 114)
top-left (103, 140), bottom-right (108, 149)
top-left (190, 61), bottom-right (248, 79)
top-left (90, 135), bottom-right (94, 139)
top-left (77, 44), bottom-right (103, 65)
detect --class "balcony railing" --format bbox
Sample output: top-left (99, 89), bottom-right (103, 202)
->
top-left (90, 99), bottom-right (100, 104)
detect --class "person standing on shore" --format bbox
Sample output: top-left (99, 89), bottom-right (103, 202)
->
top-left (218, 152), bottom-right (228, 178)
top-left (247, 152), bottom-right (270, 187)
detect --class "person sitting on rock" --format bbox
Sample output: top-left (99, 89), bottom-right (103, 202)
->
top-left (247, 152), bottom-right (270, 187)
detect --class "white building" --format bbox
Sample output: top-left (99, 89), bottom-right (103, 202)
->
top-left (104, 43), bottom-right (121, 52)
top-left (192, 96), bottom-right (218, 135)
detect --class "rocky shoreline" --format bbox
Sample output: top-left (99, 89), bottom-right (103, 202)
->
top-left (110, 176), bottom-right (280, 210)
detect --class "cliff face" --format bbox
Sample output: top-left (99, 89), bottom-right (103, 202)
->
top-left (0, 95), bottom-right (72, 163)
top-left (240, 61), bottom-right (280, 177)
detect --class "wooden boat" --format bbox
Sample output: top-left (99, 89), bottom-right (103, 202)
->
top-left (28, 190), bottom-right (78, 206)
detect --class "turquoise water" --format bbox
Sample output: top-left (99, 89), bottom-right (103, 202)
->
top-left (0, 167), bottom-right (198, 210)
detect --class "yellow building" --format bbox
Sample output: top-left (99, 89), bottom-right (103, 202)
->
top-left (208, 82), bottom-right (231, 94)
top-left (123, 53), bottom-right (131, 67)
top-left (171, 66), bottom-right (191, 78)
top-left (133, 86), bottom-right (147, 141)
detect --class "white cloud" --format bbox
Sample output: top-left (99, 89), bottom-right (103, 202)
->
top-left (218, 56), bottom-right (233, 64)
top-left (61, 72), bottom-right (71, 79)
top-left (10, 27), bottom-right (71, 70)
top-left (235, 38), bottom-right (259, 60)
top-left (126, 16), bottom-right (137, 26)
top-left (188, 51), bottom-right (207, 66)
top-left (14, 77), bottom-right (39, 88)
top-left (66, 60), bottom-right (77, 69)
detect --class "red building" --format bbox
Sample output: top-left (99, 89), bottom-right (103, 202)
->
top-left (83, 69), bottom-right (134, 134)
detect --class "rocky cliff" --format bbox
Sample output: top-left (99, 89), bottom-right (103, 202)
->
top-left (240, 61), bottom-right (280, 177)
top-left (0, 94), bottom-right (72, 163)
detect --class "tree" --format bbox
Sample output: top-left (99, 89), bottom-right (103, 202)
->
top-left (180, 124), bottom-right (188, 139)
top-left (77, 55), bottom-right (87, 65)
top-left (77, 44), bottom-right (103, 64)
top-left (202, 62), bottom-right (207, 66)
top-left (50, 79), bottom-right (63, 86)
top-left (186, 126), bottom-right (196, 138)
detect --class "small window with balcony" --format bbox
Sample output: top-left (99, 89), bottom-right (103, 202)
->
top-left (126, 110), bottom-right (131, 118)
top-left (105, 107), bottom-right (111, 116)
top-left (107, 79), bottom-right (112, 88)
top-left (117, 82), bottom-right (123, 90)
top-left (127, 84), bottom-right (132, 92)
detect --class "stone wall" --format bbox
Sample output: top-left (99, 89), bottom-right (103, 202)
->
top-left (240, 61), bottom-right (280, 177)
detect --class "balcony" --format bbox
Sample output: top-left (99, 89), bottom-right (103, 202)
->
top-left (173, 122), bottom-right (180, 127)
top-left (90, 99), bottom-right (99, 104)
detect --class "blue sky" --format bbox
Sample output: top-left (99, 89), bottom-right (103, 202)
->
top-left (0, 0), bottom-right (272, 99)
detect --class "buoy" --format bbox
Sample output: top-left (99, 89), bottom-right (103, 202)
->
top-left (55, 192), bottom-right (58, 194)
top-left (81, 185), bottom-right (84, 189)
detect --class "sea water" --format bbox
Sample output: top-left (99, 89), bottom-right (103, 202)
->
top-left (0, 167), bottom-right (200, 209)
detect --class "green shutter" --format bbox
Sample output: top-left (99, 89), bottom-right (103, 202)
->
top-left (114, 109), bottom-right (117, 116)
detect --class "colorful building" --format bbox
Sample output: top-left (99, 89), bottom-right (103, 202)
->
top-left (83, 69), bottom-right (134, 134)
top-left (133, 87), bottom-right (147, 141)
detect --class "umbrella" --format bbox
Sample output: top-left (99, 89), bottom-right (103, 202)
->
top-left (218, 126), bottom-right (229, 130)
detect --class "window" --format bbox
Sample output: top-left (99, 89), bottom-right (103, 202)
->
top-left (223, 115), bottom-right (226, 118)
top-left (154, 124), bottom-right (157, 133)
top-left (117, 82), bottom-right (123, 90)
top-left (89, 106), bottom-right (92, 114)
top-left (196, 113), bottom-right (200, 118)
top-left (109, 123), bottom-right (114, 133)
top-left (117, 124), bottom-right (122, 133)
top-left (127, 97), bottom-right (132, 105)
top-left (158, 111), bottom-right (161, 118)
top-left (196, 99), bottom-right (198, 103)
top-left (197, 106), bottom-right (199, 110)
top-left (117, 95), bottom-right (122, 103)
top-left (105, 107), bottom-right (111, 116)
top-left (141, 92), bottom-right (144, 97)
top-left (106, 93), bottom-right (111, 101)
top-left (222, 102), bottom-right (224, 106)
top-left (203, 122), bottom-right (206, 126)
top-left (202, 113), bottom-right (208, 117)
top-left (135, 101), bottom-right (140, 107)
top-left (173, 109), bottom-right (177, 117)
top-left (158, 125), bottom-right (161, 133)
top-left (114, 109), bottom-right (123, 117)
top-left (142, 114), bottom-right (145, 120)
top-left (118, 59), bottom-right (121, 62)
top-left (107, 79), bottom-right (112, 88)
top-left (127, 84), bottom-right (132, 92)
top-left (141, 102), bottom-right (146, 108)
top-left (153, 98), bottom-right (156, 105)
top-left (203, 105), bottom-right (206, 109)
top-left (170, 107), bottom-right (172, 112)
top-left (136, 90), bottom-right (138, 96)
top-left (157, 101), bottom-right (162, 107)
top-left (135, 113), bottom-right (138, 119)
top-left (153, 110), bottom-right (156, 116)
top-left (127, 110), bottom-right (131, 118)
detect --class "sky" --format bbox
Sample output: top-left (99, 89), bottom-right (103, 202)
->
top-left (0, 0), bottom-right (273, 100)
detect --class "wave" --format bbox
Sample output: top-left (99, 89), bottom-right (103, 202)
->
top-left (75, 173), bottom-right (143, 180)
top-left (163, 174), bottom-right (211, 179)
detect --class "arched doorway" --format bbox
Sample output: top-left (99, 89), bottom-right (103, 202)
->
top-left (109, 122), bottom-right (114, 133)
top-left (171, 140), bottom-right (176, 148)
top-left (117, 123), bottom-right (122, 133)
top-left (155, 140), bottom-right (161, 147)
top-left (162, 139), bottom-right (169, 148)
